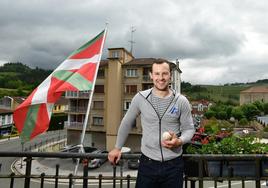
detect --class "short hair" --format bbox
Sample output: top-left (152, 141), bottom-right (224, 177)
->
top-left (150, 58), bottom-right (172, 72)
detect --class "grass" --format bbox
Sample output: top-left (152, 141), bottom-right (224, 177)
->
top-left (186, 84), bottom-right (251, 105)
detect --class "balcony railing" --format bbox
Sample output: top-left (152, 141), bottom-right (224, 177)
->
top-left (65, 91), bottom-right (90, 99)
top-left (64, 121), bottom-right (84, 129)
top-left (1, 151), bottom-right (268, 188)
top-left (66, 107), bottom-right (88, 113)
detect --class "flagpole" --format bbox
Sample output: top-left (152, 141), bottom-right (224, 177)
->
top-left (80, 26), bottom-right (107, 147)
top-left (73, 26), bottom-right (108, 177)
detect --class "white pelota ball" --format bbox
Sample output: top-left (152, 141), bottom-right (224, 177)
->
top-left (162, 131), bottom-right (172, 140)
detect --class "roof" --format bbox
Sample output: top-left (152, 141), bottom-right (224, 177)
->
top-left (241, 86), bottom-right (268, 93)
top-left (55, 97), bottom-right (69, 105)
top-left (108, 47), bottom-right (134, 58)
top-left (12, 97), bottom-right (25, 104)
top-left (0, 108), bottom-right (13, 114)
top-left (123, 58), bottom-right (182, 72)
top-left (100, 60), bottom-right (108, 67)
top-left (99, 57), bottom-right (182, 72)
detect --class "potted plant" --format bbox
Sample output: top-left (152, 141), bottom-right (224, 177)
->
top-left (185, 135), bottom-right (268, 177)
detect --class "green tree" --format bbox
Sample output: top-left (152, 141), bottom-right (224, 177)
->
top-left (264, 103), bottom-right (268, 115)
top-left (253, 100), bottom-right (264, 112)
top-left (239, 118), bottom-right (249, 126)
top-left (217, 111), bottom-right (228, 120)
top-left (241, 103), bottom-right (260, 120)
top-left (204, 110), bottom-right (216, 119)
top-left (231, 107), bottom-right (244, 120)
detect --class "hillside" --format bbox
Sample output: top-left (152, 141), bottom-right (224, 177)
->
top-left (0, 62), bottom-right (267, 104)
top-left (0, 62), bottom-right (52, 97)
top-left (182, 82), bottom-right (267, 105)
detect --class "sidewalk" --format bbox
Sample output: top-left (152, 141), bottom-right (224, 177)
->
top-left (0, 136), bottom-right (19, 143)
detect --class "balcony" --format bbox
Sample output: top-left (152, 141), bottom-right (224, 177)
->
top-left (66, 107), bottom-right (88, 113)
top-left (142, 75), bottom-right (151, 82)
top-left (65, 91), bottom-right (90, 99)
top-left (1, 150), bottom-right (268, 188)
top-left (64, 121), bottom-right (84, 129)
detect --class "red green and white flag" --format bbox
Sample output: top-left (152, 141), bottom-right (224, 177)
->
top-left (14, 29), bottom-right (106, 143)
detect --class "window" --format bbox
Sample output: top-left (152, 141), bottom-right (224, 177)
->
top-left (93, 117), bottom-right (103, 126)
top-left (97, 69), bottom-right (105, 78)
top-left (1, 116), bottom-right (5, 125)
top-left (142, 83), bottom-right (153, 90)
top-left (124, 101), bottom-right (131, 110)
top-left (95, 85), bottom-right (104, 93)
top-left (125, 69), bottom-right (138, 77)
top-left (93, 101), bottom-right (104, 109)
top-left (125, 85), bottom-right (137, 94)
top-left (111, 51), bottom-right (120, 58)
top-left (65, 91), bottom-right (78, 97)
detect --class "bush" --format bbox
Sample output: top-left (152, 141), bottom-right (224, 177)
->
top-left (186, 135), bottom-right (268, 154)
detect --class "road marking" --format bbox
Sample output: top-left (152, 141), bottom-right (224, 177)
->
top-left (208, 181), bottom-right (253, 188)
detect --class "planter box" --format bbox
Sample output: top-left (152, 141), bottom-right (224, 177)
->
top-left (184, 158), bottom-right (207, 177)
top-left (207, 160), bottom-right (268, 177)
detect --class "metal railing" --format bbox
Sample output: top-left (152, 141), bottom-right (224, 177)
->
top-left (1, 151), bottom-right (268, 188)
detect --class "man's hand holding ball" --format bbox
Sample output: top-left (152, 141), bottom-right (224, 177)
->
top-left (162, 131), bottom-right (183, 149)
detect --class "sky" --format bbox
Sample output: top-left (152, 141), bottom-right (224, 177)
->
top-left (1, 0), bottom-right (268, 85)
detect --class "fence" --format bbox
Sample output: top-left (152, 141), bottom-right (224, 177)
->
top-left (1, 151), bottom-right (268, 188)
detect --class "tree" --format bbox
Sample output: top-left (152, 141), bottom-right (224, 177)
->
top-left (231, 107), bottom-right (244, 120)
top-left (217, 111), bottom-right (228, 120)
top-left (241, 103), bottom-right (260, 120)
top-left (204, 110), bottom-right (216, 119)
top-left (253, 101), bottom-right (264, 112)
top-left (239, 118), bottom-right (249, 126)
top-left (264, 103), bottom-right (268, 115)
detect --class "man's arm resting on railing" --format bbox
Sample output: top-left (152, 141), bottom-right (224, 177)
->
top-left (108, 148), bottom-right (122, 165)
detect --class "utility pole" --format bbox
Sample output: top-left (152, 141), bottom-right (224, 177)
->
top-left (129, 26), bottom-right (136, 54)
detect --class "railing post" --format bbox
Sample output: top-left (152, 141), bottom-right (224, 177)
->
top-left (55, 164), bottom-right (59, 188)
top-left (198, 158), bottom-right (203, 188)
top-left (126, 175), bottom-right (131, 188)
top-left (68, 173), bottom-right (73, 188)
top-left (256, 158), bottom-right (261, 188)
top-left (83, 159), bottom-right (88, 188)
top-left (113, 165), bottom-right (116, 188)
top-left (120, 160), bottom-right (124, 188)
top-left (184, 176), bottom-right (188, 188)
top-left (24, 157), bottom-right (32, 188)
top-left (10, 172), bottom-right (15, 188)
top-left (40, 173), bottom-right (45, 188)
top-left (99, 174), bottom-right (103, 188)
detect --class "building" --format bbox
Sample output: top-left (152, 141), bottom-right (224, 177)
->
top-left (191, 99), bottom-right (212, 118)
top-left (53, 96), bottom-right (69, 114)
top-left (65, 48), bottom-right (182, 151)
top-left (240, 86), bottom-right (268, 105)
top-left (0, 96), bottom-right (24, 136)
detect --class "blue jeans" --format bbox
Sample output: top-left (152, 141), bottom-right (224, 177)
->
top-left (136, 154), bottom-right (184, 188)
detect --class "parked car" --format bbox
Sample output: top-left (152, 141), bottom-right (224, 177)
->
top-left (88, 150), bottom-right (108, 169)
top-left (61, 145), bottom-right (97, 163)
top-left (127, 152), bottom-right (141, 170)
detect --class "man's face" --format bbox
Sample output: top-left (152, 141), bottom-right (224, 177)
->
top-left (150, 62), bottom-right (171, 91)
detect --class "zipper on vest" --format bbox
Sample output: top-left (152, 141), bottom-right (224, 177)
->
top-left (159, 120), bottom-right (164, 162)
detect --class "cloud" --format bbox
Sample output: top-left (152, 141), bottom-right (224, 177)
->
top-left (0, 0), bottom-right (268, 84)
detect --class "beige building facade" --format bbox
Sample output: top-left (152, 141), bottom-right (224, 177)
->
top-left (65, 48), bottom-right (182, 151)
top-left (240, 86), bottom-right (268, 105)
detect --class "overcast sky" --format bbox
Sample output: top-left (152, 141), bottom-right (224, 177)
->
top-left (1, 0), bottom-right (268, 85)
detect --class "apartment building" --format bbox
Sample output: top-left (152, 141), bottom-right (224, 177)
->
top-left (0, 96), bottom-right (24, 135)
top-left (65, 48), bottom-right (182, 151)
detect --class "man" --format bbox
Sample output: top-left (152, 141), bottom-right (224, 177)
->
top-left (108, 59), bottom-right (195, 188)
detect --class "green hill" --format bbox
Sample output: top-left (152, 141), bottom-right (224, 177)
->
top-left (0, 62), bottom-right (52, 97)
top-left (182, 82), bottom-right (268, 105)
